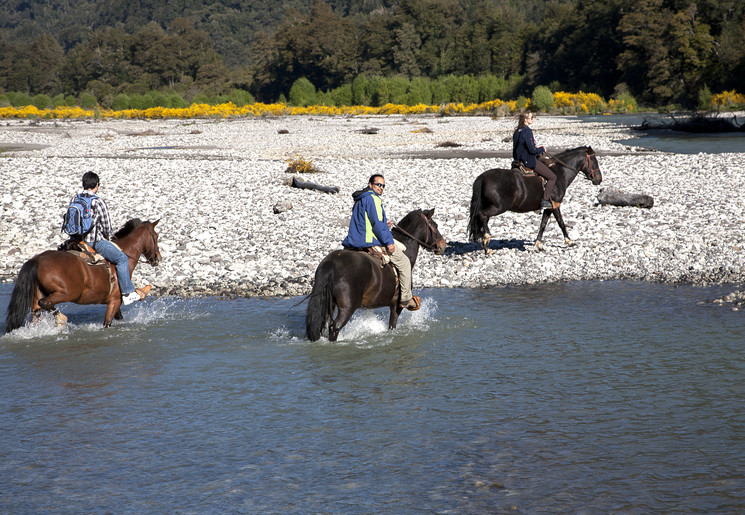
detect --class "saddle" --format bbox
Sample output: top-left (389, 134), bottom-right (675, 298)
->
top-left (364, 245), bottom-right (391, 268)
top-left (58, 239), bottom-right (117, 293)
top-left (511, 155), bottom-right (555, 179)
top-left (58, 240), bottom-right (106, 265)
top-left (512, 160), bottom-right (536, 176)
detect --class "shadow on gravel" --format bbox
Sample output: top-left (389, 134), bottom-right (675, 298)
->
top-left (445, 239), bottom-right (531, 256)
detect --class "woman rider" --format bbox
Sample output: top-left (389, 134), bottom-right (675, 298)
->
top-left (513, 112), bottom-right (556, 210)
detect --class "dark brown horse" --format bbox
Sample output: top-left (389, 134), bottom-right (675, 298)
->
top-left (5, 219), bottom-right (161, 333)
top-left (468, 146), bottom-right (602, 253)
top-left (306, 209), bottom-right (447, 342)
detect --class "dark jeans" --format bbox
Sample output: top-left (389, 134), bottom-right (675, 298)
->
top-left (534, 160), bottom-right (557, 201)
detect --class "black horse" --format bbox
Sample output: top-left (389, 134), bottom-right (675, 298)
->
top-left (306, 208), bottom-right (447, 342)
top-left (468, 146), bottom-right (602, 253)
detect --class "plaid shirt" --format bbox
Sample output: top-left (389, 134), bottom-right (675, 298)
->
top-left (72, 191), bottom-right (113, 244)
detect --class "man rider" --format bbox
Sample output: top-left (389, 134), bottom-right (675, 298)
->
top-left (342, 174), bottom-right (420, 311)
top-left (73, 171), bottom-right (150, 305)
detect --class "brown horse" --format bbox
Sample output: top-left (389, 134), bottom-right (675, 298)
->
top-left (306, 209), bottom-right (447, 342)
top-left (5, 219), bottom-right (161, 333)
top-left (468, 146), bottom-right (602, 253)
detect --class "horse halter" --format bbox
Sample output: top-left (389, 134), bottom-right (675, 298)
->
top-left (392, 213), bottom-right (440, 251)
top-left (581, 151), bottom-right (601, 182)
top-left (546, 149), bottom-right (599, 182)
top-left (123, 224), bottom-right (159, 265)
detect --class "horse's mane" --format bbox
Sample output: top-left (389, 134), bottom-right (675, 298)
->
top-left (555, 145), bottom-right (593, 159)
top-left (393, 209), bottom-right (423, 234)
top-left (112, 218), bottom-right (144, 241)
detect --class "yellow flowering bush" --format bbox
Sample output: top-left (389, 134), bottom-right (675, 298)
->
top-left (552, 91), bottom-right (607, 114)
top-left (285, 156), bottom-right (320, 173)
top-left (712, 90), bottom-right (745, 109)
top-left (14, 88), bottom-right (729, 120)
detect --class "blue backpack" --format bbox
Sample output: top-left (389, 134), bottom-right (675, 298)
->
top-left (62, 193), bottom-right (97, 238)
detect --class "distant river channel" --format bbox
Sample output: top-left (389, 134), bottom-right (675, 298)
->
top-left (2, 280), bottom-right (744, 513)
top-left (578, 113), bottom-right (745, 154)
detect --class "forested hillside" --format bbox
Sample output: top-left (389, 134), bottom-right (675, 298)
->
top-left (1, 0), bottom-right (743, 108)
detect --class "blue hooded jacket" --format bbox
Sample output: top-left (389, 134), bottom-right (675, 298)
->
top-left (341, 188), bottom-right (394, 248)
top-left (513, 126), bottom-right (545, 168)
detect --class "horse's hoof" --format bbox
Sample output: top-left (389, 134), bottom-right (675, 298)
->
top-left (485, 248), bottom-right (493, 256)
top-left (53, 310), bottom-right (68, 327)
top-left (481, 236), bottom-right (491, 254)
top-left (565, 238), bottom-right (575, 247)
top-left (534, 241), bottom-right (544, 251)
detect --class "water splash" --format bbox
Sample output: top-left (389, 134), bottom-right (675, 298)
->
top-left (1, 311), bottom-right (68, 340)
top-left (1, 296), bottom-right (208, 342)
top-left (280, 297), bottom-right (439, 346)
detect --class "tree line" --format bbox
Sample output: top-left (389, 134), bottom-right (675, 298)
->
top-left (1, 0), bottom-right (743, 109)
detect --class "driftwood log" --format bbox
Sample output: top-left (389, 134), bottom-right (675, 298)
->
top-left (597, 188), bottom-right (654, 208)
top-left (289, 175), bottom-right (340, 194)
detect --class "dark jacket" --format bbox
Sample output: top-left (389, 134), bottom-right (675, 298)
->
top-left (341, 187), bottom-right (394, 248)
top-left (513, 126), bottom-right (545, 169)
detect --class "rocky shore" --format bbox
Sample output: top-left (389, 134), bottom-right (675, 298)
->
top-left (1, 115), bottom-right (743, 309)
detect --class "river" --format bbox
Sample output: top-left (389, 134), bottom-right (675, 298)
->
top-left (2, 281), bottom-right (744, 513)
top-left (578, 113), bottom-right (745, 154)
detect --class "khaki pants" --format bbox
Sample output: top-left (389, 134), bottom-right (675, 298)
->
top-left (389, 240), bottom-right (412, 303)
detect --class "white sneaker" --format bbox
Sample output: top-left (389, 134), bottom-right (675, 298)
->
top-left (122, 291), bottom-right (142, 306)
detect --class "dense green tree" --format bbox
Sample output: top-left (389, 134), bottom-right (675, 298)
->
top-left (617, 0), bottom-right (715, 106)
top-left (289, 77), bottom-right (318, 106)
top-left (1, 0), bottom-right (744, 107)
top-left (249, 1), bottom-right (360, 101)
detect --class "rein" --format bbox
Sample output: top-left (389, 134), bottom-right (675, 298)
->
top-left (546, 149), bottom-right (600, 182)
top-left (391, 214), bottom-right (439, 251)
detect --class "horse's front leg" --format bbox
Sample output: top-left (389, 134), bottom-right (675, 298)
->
top-left (103, 300), bottom-right (123, 327)
top-left (552, 208), bottom-right (574, 246)
top-left (534, 210), bottom-right (553, 251)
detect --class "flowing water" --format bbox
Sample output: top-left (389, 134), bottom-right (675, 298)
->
top-left (577, 113), bottom-right (745, 154)
top-left (2, 281), bottom-right (744, 513)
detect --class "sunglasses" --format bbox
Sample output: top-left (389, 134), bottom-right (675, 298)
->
top-left (372, 182), bottom-right (386, 188)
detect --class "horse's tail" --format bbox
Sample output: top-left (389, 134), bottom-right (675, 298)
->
top-left (468, 173), bottom-right (485, 241)
top-left (5, 259), bottom-right (38, 334)
top-left (306, 263), bottom-right (334, 341)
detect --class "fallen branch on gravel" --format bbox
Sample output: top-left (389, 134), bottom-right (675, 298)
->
top-left (597, 188), bottom-right (654, 208)
top-left (288, 175), bottom-right (340, 194)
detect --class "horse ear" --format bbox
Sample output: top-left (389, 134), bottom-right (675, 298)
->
top-left (424, 208), bottom-right (434, 218)
top-left (152, 219), bottom-right (160, 227)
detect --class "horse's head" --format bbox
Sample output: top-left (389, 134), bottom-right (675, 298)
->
top-left (142, 219), bottom-right (162, 266)
top-left (396, 208), bottom-right (447, 255)
top-left (582, 146), bottom-right (602, 185)
top-left (113, 218), bottom-right (161, 266)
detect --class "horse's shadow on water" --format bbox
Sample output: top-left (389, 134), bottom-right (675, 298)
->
top-left (445, 239), bottom-right (532, 256)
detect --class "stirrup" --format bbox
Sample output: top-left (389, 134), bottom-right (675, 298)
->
top-left (400, 296), bottom-right (421, 311)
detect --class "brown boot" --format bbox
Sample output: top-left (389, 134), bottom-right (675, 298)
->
top-left (135, 284), bottom-right (152, 300)
top-left (400, 296), bottom-right (421, 311)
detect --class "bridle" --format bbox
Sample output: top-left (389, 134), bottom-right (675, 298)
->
top-left (391, 213), bottom-right (441, 251)
top-left (580, 151), bottom-right (601, 182)
top-left (121, 224), bottom-right (159, 265)
top-left (546, 149), bottom-right (600, 182)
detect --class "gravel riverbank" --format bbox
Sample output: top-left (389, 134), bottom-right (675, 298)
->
top-left (2, 115), bottom-right (743, 307)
